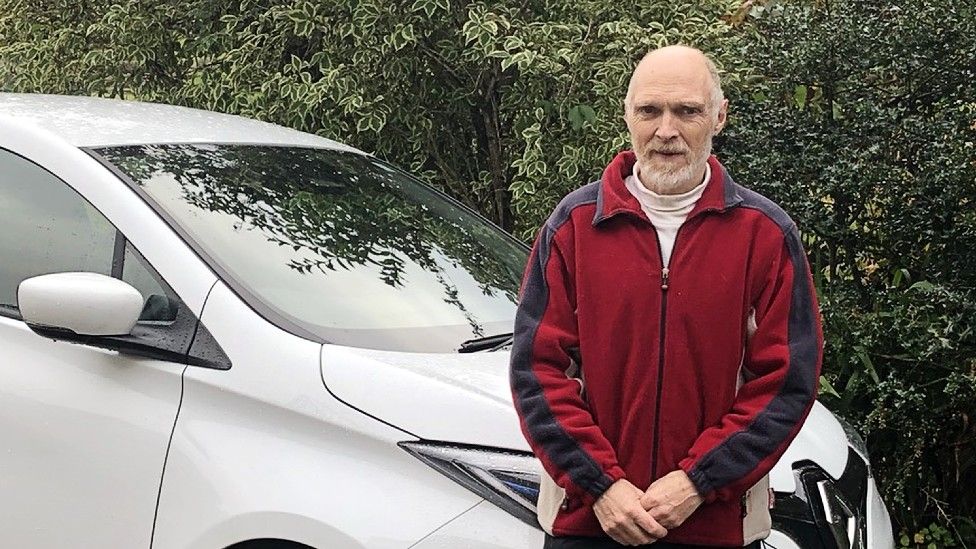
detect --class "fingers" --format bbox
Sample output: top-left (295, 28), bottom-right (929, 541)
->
top-left (648, 503), bottom-right (680, 529)
top-left (639, 492), bottom-right (659, 510)
top-left (641, 470), bottom-right (704, 531)
top-left (633, 508), bottom-right (669, 540)
top-left (603, 506), bottom-right (667, 546)
top-left (604, 524), bottom-right (646, 545)
top-left (642, 492), bottom-right (678, 529)
top-left (594, 479), bottom-right (668, 545)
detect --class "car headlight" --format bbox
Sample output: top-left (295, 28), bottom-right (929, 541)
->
top-left (400, 441), bottom-right (542, 527)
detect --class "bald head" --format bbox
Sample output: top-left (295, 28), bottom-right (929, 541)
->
top-left (625, 46), bottom-right (724, 115)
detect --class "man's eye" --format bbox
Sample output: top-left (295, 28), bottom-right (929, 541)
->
top-left (639, 106), bottom-right (659, 116)
top-left (681, 106), bottom-right (703, 115)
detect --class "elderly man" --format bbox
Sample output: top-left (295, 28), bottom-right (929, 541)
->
top-left (510, 45), bottom-right (823, 548)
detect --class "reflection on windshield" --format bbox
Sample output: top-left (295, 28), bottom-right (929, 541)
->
top-left (96, 145), bottom-right (526, 352)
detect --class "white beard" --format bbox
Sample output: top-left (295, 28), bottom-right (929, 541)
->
top-left (636, 134), bottom-right (713, 194)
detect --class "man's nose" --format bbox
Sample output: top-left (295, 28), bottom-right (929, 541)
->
top-left (656, 112), bottom-right (679, 140)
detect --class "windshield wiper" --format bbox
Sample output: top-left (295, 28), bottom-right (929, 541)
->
top-left (458, 332), bottom-right (513, 353)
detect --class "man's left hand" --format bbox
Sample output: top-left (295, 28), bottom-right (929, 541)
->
top-left (640, 470), bottom-right (704, 530)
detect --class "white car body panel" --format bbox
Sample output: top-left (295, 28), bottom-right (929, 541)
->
top-left (0, 93), bottom-right (358, 151)
top-left (768, 403), bottom-right (850, 490)
top-left (0, 313), bottom-right (184, 548)
top-left (320, 345), bottom-right (527, 449)
top-left (762, 530), bottom-right (803, 549)
top-left (410, 501), bottom-right (544, 548)
top-left (152, 283), bottom-right (483, 549)
top-left (868, 475), bottom-right (896, 549)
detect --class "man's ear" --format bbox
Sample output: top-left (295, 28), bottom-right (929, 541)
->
top-left (622, 99), bottom-right (635, 131)
top-left (714, 99), bottom-right (729, 135)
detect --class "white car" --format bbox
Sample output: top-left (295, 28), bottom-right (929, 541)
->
top-left (0, 94), bottom-right (894, 549)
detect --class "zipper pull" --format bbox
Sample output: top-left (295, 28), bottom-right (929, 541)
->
top-left (661, 267), bottom-right (670, 291)
top-left (560, 497), bottom-right (571, 511)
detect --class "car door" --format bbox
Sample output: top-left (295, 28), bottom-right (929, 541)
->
top-left (0, 146), bottom-right (201, 548)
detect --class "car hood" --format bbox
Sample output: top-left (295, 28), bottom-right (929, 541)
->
top-left (320, 345), bottom-right (849, 493)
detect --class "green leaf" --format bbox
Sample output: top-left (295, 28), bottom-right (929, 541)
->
top-left (832, 102), bottom-right (844, 120)
top-left (793, 85), bottom-right (807, 109)
top-left (819, 376), bottom-right (841, 399)
top-left (499, 53), bottom-right (516, 72)
top-left (909, 281), bottom-right (937, 292)
top-left (567, 105), bottom-right (583, 130)
top-left (891, 268), bottom-right (910, 288)
top-left (579, 105), bottom-right (597, 124)
top-left (853, 345), bottom-right (880, 384)
top-left (410, 0), bottom-right (437, 17)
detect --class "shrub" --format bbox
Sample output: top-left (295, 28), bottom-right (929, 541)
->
top-left (0, 0), bottom-right (741, 237)
top-left (722, 1), bottom-right (976, 544)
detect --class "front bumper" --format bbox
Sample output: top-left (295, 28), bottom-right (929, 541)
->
top-left (770, 448), bottom-right (894, 549)
top-left (409, 444), bottom-right (895, 549)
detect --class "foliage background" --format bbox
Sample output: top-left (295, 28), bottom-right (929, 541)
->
top-left (1, 0), bottom-right (974, 546)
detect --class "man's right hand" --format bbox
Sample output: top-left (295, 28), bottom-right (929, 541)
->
top-left (593, 479), bottom-right (669, 546)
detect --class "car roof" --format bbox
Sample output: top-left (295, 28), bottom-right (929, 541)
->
top-left (0, 93), bottom-right (361, 151)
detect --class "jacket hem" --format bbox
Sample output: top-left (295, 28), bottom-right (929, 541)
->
top-left (548, 527), bottom-right (767, 547)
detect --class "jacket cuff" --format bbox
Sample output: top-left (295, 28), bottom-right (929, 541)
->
top-left (679, 458), bottom-right (717, 504)
top-left (578, 465), bottom-right (627, 506)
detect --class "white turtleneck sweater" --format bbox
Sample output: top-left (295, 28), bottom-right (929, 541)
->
top-left (624, 162), bottom-right (710, 267)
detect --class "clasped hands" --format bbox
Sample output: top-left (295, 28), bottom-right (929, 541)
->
top-left (592, 470), bottom-right (703, 546)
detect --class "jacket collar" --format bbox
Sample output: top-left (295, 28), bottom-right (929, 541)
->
top-left (592, 150), bottom-right (743, 226)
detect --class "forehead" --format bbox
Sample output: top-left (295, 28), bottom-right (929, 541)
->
top-left (629, 64), bottom-right (712, 105)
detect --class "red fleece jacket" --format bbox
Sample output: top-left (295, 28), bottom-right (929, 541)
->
top-left (510, 152), bottom-right (823, 546)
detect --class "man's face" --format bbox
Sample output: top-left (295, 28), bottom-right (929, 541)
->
top-left (625, 65), bottom-right (727, 193)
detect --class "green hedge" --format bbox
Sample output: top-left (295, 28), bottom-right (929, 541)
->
top-left (720, 2), bottom-right (976, 545)
top-left (0, 0), bottom-right (742, 235)
top-left (2, 0), bottom-right (973, 545)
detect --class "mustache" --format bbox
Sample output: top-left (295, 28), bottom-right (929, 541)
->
top-left (647, 147), bottom-right (688, 154)
top-left (644, 143), bottom-right (689, 155)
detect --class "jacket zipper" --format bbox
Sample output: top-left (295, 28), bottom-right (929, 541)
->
top-left (650, 230), bottom-right (670, 481)
top-left (648, 209), bottom-right (714, 480)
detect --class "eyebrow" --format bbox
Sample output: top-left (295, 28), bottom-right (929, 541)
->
top-left (633, 100), bottom-right (707, 111)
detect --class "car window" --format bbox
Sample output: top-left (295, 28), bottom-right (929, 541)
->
top-left (0, 148), bottom-right (115, 313)
top-left (0, 148), bottom-right (177, 323)
top-left (123, 242), bottom-right (180, 323)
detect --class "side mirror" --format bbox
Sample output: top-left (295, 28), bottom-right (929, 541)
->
top-left (18, 272), bottom-right (143, 337)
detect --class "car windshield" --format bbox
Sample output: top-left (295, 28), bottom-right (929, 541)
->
top-left (95, 144), bottom-right (526, 353)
